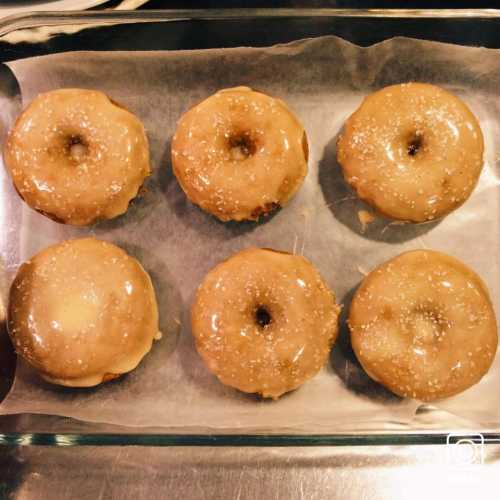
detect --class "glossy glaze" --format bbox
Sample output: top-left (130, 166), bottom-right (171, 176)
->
top-left (191, 248), bottom-right (340, 399)
top-left (8, 238), bottom-right (160, 387)
top-left (4, 89), bottom-right (150, 225)
top-left (337, 83), bottom-right (484, 222)
top-left (171, 87), bottom-right (308, 221)
top-left (349, 250), bottom-right (497, 401)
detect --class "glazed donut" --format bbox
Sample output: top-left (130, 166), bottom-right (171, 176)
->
top-left (349, 250), bottom-right (497, 401)
top-left (337, 83), bottom-right (484, 222)
top-left (8, 238), bottom-right (160, 387)
top-left (171, 87), bottom-right (308, 221)
top-left (191, 248), bottom-right (340, 398)
top-left (4, 89), bottom-right (150, 226)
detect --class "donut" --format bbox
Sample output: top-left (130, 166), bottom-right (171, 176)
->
top-left (349, 250), bottom-right (497, 401)
top-left (337, 83), bottom-right (484, 222)
top-left (4, 88), bottom-right (150, 226)
top-left (191, 248), bottom-right (340, 398)
top-left (171, 87), bottom-right (308, 221)
top-left (8, 238), bottom-right (160, 387)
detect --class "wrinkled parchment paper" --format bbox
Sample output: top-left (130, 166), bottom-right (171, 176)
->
top-left (0, 36), bottom-right (499, 431)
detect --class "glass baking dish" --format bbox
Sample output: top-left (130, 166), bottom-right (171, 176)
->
top-left (1, 8), bottom-right (500, 447)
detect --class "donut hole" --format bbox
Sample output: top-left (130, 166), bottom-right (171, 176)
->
top-left (406, 131), bottom-right (424, 157)
top-left (66, 135), bottom-right (89, 162)
top-left (228, 131), bottom-right (257, 161)
top-left (255, 305), bottom-right (272, 328)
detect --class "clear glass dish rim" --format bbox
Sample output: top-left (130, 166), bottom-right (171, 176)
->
top-left (1, 7), bottom-right (499, 447)
top-left (1, 431), bottom-right (500, 447)
top-left (1, 8), bottom-right (500, 38)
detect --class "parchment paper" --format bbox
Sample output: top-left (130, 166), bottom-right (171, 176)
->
top-left (0, 36), bottom-right (499, 431)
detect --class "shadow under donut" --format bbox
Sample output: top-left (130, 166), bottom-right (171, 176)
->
top-left (329, 284), bottom-right (403, 405)
top-left (118, 241), bottom-right (183, 357)
top-left (318, 132), bottom-right (441, 244)
top-left (93, 134), bottom-right (169, 234)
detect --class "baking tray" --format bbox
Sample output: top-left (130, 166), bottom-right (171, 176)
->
top-left (1, 9), bottom-right (500, 447)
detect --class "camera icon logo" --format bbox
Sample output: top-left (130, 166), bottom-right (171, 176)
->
top-left (446, 433), bottom-right (484, 466)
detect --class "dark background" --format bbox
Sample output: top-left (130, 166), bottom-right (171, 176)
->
top-left (136, 1), bottom-right (499, 8)
top-left (95, 0), bottom-right (500, 9)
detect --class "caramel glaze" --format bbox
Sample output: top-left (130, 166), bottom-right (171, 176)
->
top-left (8, 238), bottom-right (160, 387)
top-left (4, 89), bottom-right (150, 226)
top-left (349, 250), bottom-right (497, 401)
top-left (172, 87), bottom-right (308, 222)
top-left (337, 83), bottom-right (484, 222)
top-left (191, 248), bottom-right (340, 399)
